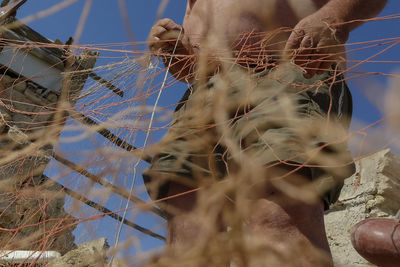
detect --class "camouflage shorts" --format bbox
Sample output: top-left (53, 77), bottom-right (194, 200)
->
top-left (143, 63), bottom-right (355, 209)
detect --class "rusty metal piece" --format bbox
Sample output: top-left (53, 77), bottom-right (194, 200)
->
top-left (351, 218), bottom-right (400, 267)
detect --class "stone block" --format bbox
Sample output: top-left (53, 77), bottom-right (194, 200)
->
top-left (12, 113), bottom-right (34, 131)
top-left (26, 80), bottom-right (39, 89)
top-left (47, 92), bottom-right (59, 103)
top-left (0, 74), bottom-right (15, 88)
top-left (7, 126), bottom-right (29, 145)
top-left (14, 79), bottom-right (27, 93)
top-left (0, 87), bottom-right (44, 113)
top-left (12, 111), bottom-right (52, 130)
top-left (48, 238), bottom-right (108, 266)
top-left (0, 105), bottom-right (11, 116)
top-left (0, 108), bottom-right (11, 133)
top-left (0, 142), bottom-right (51, 181)
top-left (24, 88), bottom-right (51, 106)
top-left (324, 149), bottom-right (400, 266)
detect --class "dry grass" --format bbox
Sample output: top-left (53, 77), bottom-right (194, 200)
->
top-left (0, 1), bottom-right (398, 266)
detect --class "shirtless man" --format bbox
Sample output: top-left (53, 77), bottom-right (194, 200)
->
top-left (144, 0), bottom-right (388, 265)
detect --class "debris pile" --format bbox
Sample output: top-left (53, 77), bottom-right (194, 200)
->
top-left (325, 149), bottom-right (400, 266)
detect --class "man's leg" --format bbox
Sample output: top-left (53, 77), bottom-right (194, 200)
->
top-left (243, 166), bottom-right (334, 266)
top-left (163, 182), bottom-right (230, 266)
top-left (164, 182), bottom-right (201, 246)
top-left (161, 169), bottom-right (334, 266)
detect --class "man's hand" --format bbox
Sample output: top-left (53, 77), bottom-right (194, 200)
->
top-left (148, 18), bottom-right (196, 83)
top-left (148, 18), bottom-right (193, 58)
top-left (284, 12), bottom-right (349, 78)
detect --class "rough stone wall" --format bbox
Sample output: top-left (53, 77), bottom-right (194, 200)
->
top-left (0, 73), bottom-right (77, 254)
top-left (324, 149), bottom-right (400, 266)
top-left (0, 50), bottom-right (97, 254)
top-left (47, 238), bottom-right (109, 267)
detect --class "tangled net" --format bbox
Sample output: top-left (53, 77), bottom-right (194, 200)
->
top-left (0, 1), bottom-right (399, 266)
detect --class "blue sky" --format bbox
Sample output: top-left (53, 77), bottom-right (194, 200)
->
top-left (14, 0), bottom-right (400, 259)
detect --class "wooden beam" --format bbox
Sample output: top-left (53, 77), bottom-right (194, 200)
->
top-left (69, 111), bottom-right (153, 164)
top-left (88, 71), bottom-right (124, 97)
top-left (42, 175), bottom-right (166, 241)
top-left (51, 152), bottom-right (166, 219)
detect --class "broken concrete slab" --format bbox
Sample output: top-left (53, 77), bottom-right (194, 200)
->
top-left (324, 149), bottom-right (400, 266)
top-left (47, 238), bottom-right (109, 267)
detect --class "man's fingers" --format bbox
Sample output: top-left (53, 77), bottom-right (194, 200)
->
top-left (156, 18), bottom-right (182, 32)
top-left (300, 35), bottom-right (313, 48)
top-left (291, 35), bottom-right (314, 65)
top-left (286, 29), bottom-right (305, 50)
top-left (317, 61), bottom-right (333, 75)
top-left (147, 18), bottom-right (191, 60)
top-left (303, 55), bottom-right (322, 78)
top-left (159, 29), bottom-right (182, 41)
top-left (284, 29), bottom-right (304, 59)
top-left (149, 18), bottom-right (181, 43)
top-left (149, 25), bottom-right (167, 48)
top-left (150, 26), bottom-right (167, 39)
top-left (314, 41), bottom-right (338, 74)
top-left (149, 26), bottom-right (180, 52)
top-left (293, 48), bottom-right (313, 67)
top-left (305, 46), bottom-right (326, 78)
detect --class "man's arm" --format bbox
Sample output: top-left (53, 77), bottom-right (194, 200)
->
top-left (285, 0), bottom-right (388, 78)
top-left (148, 1), bottom-right (196, 84)
top-left (148, 18), bottom-right (195, 83)
top-left (320, 0), bottom-right (388, 31)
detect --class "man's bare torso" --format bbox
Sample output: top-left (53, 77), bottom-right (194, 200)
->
top-left (150, 0), bottom-right (386, 80)
top-left (183, 0), bottom-right (329, 56)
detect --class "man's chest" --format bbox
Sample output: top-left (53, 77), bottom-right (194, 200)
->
top-left (188, 0), bottom-right (329, 16)
top-left (184, 0), bottom-right (329, 45)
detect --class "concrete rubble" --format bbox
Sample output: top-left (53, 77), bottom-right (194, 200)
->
top-left (47, 238), bottom-right (109, 267)
top-left (325, 149), bottom-right (400, 266)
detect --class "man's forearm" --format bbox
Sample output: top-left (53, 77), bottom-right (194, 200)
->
top-left (319, 0), bottom-right (388, 31)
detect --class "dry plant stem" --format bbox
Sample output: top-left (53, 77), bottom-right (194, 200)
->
top-left (110, 27), bottom-right (184, 263)
top-left (73, 0), bottom-right (93, 45)
top-left (118, 0), bottom-right (136, 48)
top-left (70, 111), bottom-right (150, 162)
top-left (68, 61), bottom-right (124, 96)
top-left (156, 0), bottom-right (171, 20)
top-left (54, 51), bottom-right (75, 128)
top-left (163, 72), bottom-right (334, 266)
top-left (19, 0), bottom-right (80, 26)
